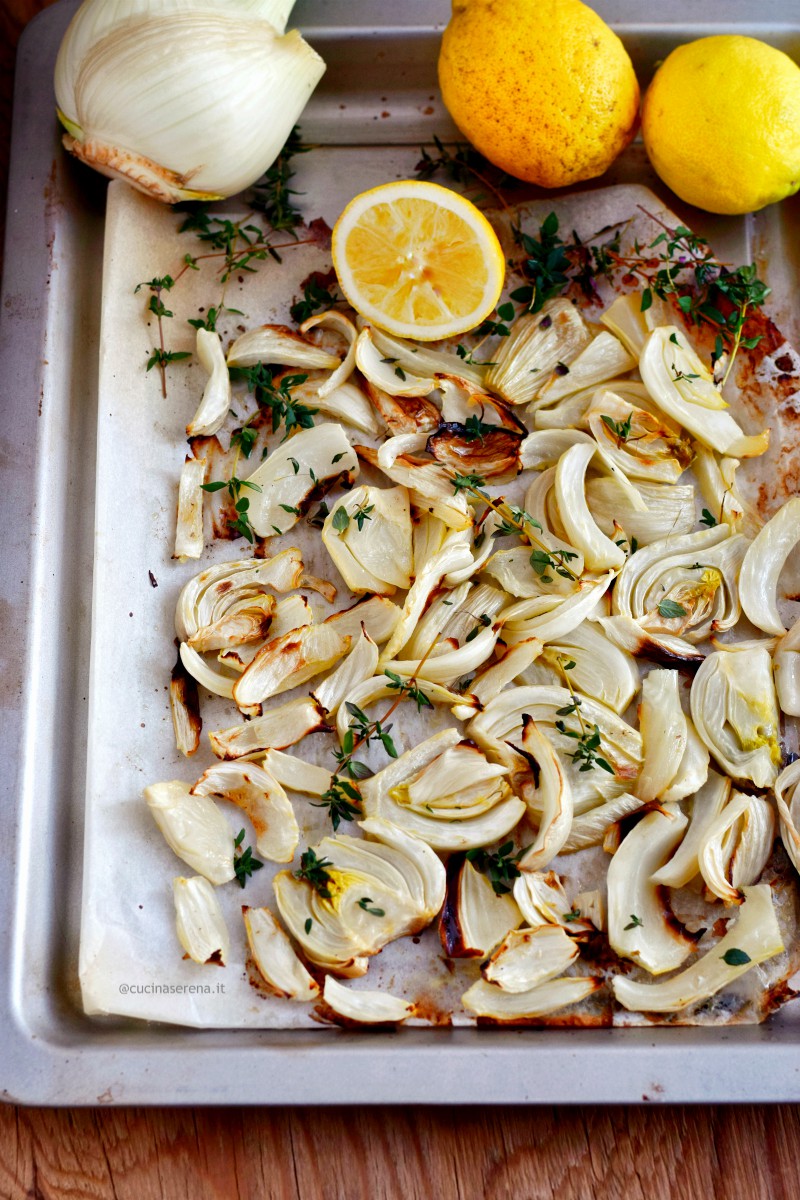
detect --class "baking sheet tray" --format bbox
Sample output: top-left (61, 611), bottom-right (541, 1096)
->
top-left (4, 0), bottom-right (800, 1104)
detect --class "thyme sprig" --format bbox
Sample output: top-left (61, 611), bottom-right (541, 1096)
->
top-left (315, 635), bottom-right (441, 830)
top-left (178, 211), bottom-right (287, 281)
top-left (136, 276), bottom-right (191, 398)
top-left (451, 472), bottom-right (580, 583)
top-left (332, 501), bottom-right (374, 534)
top-left (553, 655), bottom-right (614, 774)
top-left (171, 224), bottom-right (314, 289)
top-left (508, 209), bottom-right (770, 383)
top-left (314, 776), bottom-right (363, 831)
top-left (187, 303), bottom-right (244, 333)
top-left (314, 701), bottom-right (397, 832)
top-left (290, 274), bottom-right (341, 325)
top-left (475, 301), bottom-right (515, 339)
top-left (383, 669), bottom-right (433, 712)
top-left (229, 364), bottom-right (315, 439)
top-left (201, 473), bottom-right (262, 543)
top-left (295, 848), bottom-right (334, 898)
top-left (454, 302), bottom-right (514, 367)
top-left (415, 135), bottom-right (509, 209)
top-left (174, 135), bottom-right (314, 287)
top-left (465, 840), bottom-right (527, 896)
top-left (510, 212), bottom-right (575, 313)
top-left (607, 211), bottom-right (769, 383)
top-left (600, 412), bottom-right (634, 447)
top-left (233, 828), bottom-right (264, 889)
top-left (230, 420), bottom-right (258, 459)
top-left (249, 126), bottom-right (309, 232)
top-left (509, 213), bottom-right (625, 312)
top-left (460, 415), bottom-right (498, 443)
top-left (138, 137), bottom-right (323, 396)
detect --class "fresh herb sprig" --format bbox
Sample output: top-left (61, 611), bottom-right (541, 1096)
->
top-left (332, 501), bottom-right (374, 534)
top-left (451, 472), bottom-right (580, 583)
top-left (233, 828), bottom-right (264, 889)
top-left (460, 414), bottom-right (500, 443)
top-left (136, 276), bottom-right (191, 398)
top-left (475, 301), bottom-right (515, 339)
top-left (138, 134), bottom-right (319, 389)
top-left (229, 363), bottom-right (316, 439)
top-left (201, 474), bottom-right (262, 543)
top-left (290, 274), bottom-right (341, 325)
top-left (315, 775), bottom-right (363, 832)
top-left (510, 212), bottom-right (574, 313)
top-left (556, 715), bottom-right (614, 774)
top-left (249, 126), bottom-right (309, 232)
top-left (415, 135), bottom-right (509, 209)
top-left (314, 701), bottom-right (398, 832)
top-left (315, 636), bottom-right (441, 831)
top-left (295, 848), bottom-right (334, 898)
top-left (553, 655), bottom-right (615, 775)
top-left (187, 303), bottom-right (244, 333)
top-left (383, 669), bottom-right (433, 712)
top-left (465, 840), bottom-right (527, 896)
top-left (339, 702), bottom-right (399, 770)
top-left (231, 420), bottom-right (259, 459)
top-left (507, 209), bottom-right (769, 382)
top-left (600, 412), bottom-right (634, 447)
top-left (609, 213), bottom-right (769, 383)
top-left (174, 137), bottom-right (316, 285)
top-left (178, 210), bottom-right (287, 281)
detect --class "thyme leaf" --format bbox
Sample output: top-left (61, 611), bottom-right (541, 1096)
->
top-left (657, 599), bottom-right (688, 619)
top-left (722, 947), bottom-right (751, 966)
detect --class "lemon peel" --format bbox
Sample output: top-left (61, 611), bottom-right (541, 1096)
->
top-left (642, 35), bottom-right (800, 215)
top-left (438, 0), bottom-right (639, 188)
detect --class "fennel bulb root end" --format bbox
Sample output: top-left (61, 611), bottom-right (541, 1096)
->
top-left (62, 133), bottom-right (224, 204)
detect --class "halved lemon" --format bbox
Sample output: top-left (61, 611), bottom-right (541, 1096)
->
top-left (331, 180), bottom-right (505, 341)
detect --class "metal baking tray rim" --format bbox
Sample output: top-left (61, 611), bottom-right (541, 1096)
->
top-left (3, 0), bottom-right (800, 1105)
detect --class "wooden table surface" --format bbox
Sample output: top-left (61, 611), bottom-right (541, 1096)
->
top-left (2, 3), bottom-right (800, 1196)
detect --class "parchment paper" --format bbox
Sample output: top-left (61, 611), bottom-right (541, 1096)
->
top-left (80, 151), bottom-right (800, 1028)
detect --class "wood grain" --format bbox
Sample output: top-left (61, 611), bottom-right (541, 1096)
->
top-left (3, 5), bottom-right (800, 1197)
top-left (1, 1103), bottom-right (800, 1200)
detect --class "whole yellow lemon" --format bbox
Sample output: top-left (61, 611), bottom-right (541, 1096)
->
top-left (642, 36), bottom-right (800, 215)
top-left (437, 0), bottom-right (639, 188)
